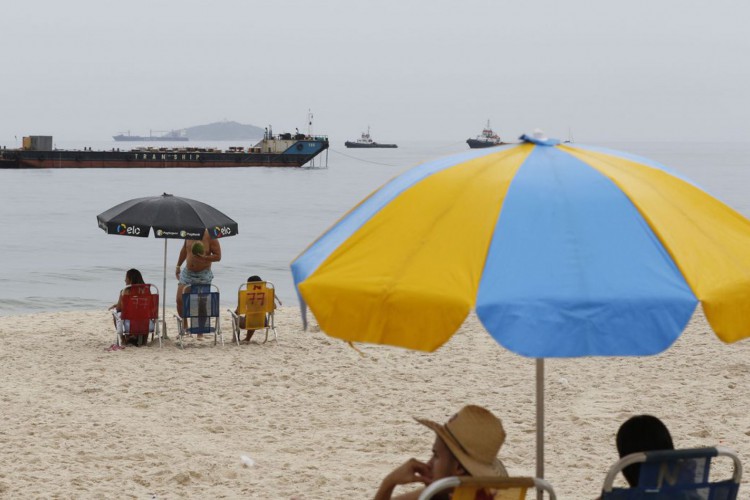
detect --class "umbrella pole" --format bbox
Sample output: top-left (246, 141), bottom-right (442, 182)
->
top-left (161, 239), bottom-right (169, 339)
top-left (536, 358), bottom-right (544, 500)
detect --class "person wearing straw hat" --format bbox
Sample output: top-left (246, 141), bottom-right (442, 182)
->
top-left (374, 405), bottom-right (508, 500)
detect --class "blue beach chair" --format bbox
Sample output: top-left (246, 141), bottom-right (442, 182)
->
top-left (174, 284), bottom-right (223, 348)
top-left (601, 446), bottom-right (742, 499)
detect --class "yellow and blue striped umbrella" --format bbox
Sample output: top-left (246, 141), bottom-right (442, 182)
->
top-left (292, 134), bottom-right (750, 357)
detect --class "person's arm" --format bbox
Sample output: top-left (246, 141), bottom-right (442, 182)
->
top-left (193, 238), bottom-right (222, 264)
top-left (175, 242), bottom-right (187, 278)
top-left (109, 288), bottom-right (128, 311)
top-left (206, 238), bottom-right (221, 262)
top-left (374, 459), bottom-right (431, 500)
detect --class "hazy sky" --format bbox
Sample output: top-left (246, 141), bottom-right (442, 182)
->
top-left (2, 0), bottom-right (748, 143)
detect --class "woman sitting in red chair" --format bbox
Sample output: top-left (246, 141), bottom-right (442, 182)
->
top-left (108, 269), bottom-right (155, 350)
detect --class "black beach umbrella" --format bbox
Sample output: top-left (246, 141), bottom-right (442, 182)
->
top-left (97, 193), bottom-right (238, 336)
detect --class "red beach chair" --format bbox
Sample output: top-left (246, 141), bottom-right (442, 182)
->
top-left (113, 284), bottom-right (160, 347)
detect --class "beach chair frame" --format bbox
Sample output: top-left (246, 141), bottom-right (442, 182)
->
top-left (418, 476), bottom-right (556, 500)
top-left (173, 283), bottom-right (223, 349)
top-left (601, 446), bottom-right (742, 499)
top-left (227, 280), bottom-right (281, 345)
top-left (113, 283), bottom-right (160, 347)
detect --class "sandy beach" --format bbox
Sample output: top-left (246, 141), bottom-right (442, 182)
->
top-left (0, 307), bottom-right (748, 499)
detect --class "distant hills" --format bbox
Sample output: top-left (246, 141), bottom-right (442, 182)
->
top-left (183, 121), bottom-right (264, 140)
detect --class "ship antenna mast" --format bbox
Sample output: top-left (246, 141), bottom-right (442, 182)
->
top-left (307, 109), bottom-right (314, 137)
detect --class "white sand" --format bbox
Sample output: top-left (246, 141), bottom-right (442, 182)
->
top-left (0, 307), bottom-right (748, 499)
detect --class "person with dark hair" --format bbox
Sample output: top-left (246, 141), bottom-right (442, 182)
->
top-left (109, 268), bottom-right (146, 314)
top-left (237, 275), bottom-right (264, 342)
top-left (108, 268), bottom-right (151, 348)
top-left (374, 405), bottom-right (508, 500)
top-left (616, 414), bottom-right (674, 487)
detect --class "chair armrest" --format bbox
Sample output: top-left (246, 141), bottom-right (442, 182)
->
top-left (173, 313), bottom-right (185, 337)
top-left (602, 452), bottom-right (647, 492)
top-left (418, 477), bottom-right (461, 500)
top-left (534, 478), bottom-right (556, 500)
top-left (227, 309), bottom-right (239, 320)
top-left (715, 446), bottom-right (743, 483)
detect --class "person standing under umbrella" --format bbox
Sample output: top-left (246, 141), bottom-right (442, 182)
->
top-left (175, 229), bottom-right (222, 338)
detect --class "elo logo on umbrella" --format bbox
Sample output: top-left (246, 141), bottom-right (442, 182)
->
top-left (116, 223), bottom-right (141, 236)
top-left (97, 193), bottom-right (239, 349)
top-left (214, 226), bottom-right (231, 237)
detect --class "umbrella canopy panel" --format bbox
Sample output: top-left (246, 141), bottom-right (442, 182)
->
top-left (292, 139), bottom-right (750, 357)
top-left (96, 193), bottom-right (238, 239)
top-left (292, 145), bottom-right (528, 351)
top-left (476, 144), bottom-right (697, 357)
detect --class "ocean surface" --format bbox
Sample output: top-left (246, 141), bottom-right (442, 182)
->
top-left (1, 138), bottom-right (749, 315)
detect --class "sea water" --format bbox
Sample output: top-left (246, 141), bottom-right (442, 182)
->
top-left (1, 139), bottom-right (749, 315)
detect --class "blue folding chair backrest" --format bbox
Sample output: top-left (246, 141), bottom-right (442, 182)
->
top-left (182, 284), bottom-right (220, 334)
top-left (601, 447), bottom-right (742, 500)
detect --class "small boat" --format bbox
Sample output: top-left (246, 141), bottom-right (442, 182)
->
top-left (345, 127), bottom-right (397, 148)
top-left (466, 120), bottom-right (505, 148)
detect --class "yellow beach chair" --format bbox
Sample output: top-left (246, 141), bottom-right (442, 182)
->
top-left (228, 280), bottom-right (281, 345)
top-left (419, 476), bottom-right (556, 500)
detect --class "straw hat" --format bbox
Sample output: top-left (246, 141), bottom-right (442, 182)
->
top-left (416, 405), bottom-right (507, 477)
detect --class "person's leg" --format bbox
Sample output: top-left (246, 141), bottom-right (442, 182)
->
top-left (196, 277), bottom-right (213, 340)
top-left (176, 283), bottom-right (188, 332)
top-left (116, 318), bottom-right (127, 347)
top-left (196, 291), bottom-right (206, 339)
top-left (176, 283), bottom-right (185, 317)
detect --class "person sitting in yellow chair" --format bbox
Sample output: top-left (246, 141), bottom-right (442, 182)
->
top-left (235, 275), bottom-right (270, 343)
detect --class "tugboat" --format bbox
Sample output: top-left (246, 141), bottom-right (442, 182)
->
top-left (466, 120), bottom-right (504, 148)
top-left (345, 127), bottom-right (397, 148)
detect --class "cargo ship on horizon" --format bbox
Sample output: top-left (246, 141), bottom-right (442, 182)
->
top-left (113, 129), bottom-right (189, 142)
top-left (0, 130), bottom-right (329, 169)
